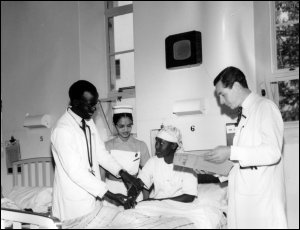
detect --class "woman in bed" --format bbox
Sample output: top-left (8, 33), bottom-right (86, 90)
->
top-left (100, 105), bottom-right (150, 207)
top-left (134, 125), bottom-right (225, 228)
top-left (138, 125), bottom-right (198, 203)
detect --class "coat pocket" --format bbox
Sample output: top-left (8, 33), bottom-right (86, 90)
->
top-left (235, 166), bottom-right (271, 195)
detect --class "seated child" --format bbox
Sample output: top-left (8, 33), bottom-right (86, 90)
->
top-left (138, 125), bottom-right (198, 202)
top-left (133, 126), bottom-right (224, 228)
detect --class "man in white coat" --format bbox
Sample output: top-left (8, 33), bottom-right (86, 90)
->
top-left (204, 66), bottom-right (287, 228)
top-left (51, 80), bottom-right (144, 222)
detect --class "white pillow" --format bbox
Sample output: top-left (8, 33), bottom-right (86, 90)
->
top-left (6, 186), bottom-right (52, 213)
top-left (195, 183), bottom-right (227, 211)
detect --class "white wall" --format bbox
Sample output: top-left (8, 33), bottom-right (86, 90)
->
top-left (77, 1), bottom-right (110, 140)
top-left (1, 1), bottom-right (107, 195)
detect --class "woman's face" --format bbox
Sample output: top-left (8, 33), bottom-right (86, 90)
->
top-left (115, 117), bottom-right (133, 141)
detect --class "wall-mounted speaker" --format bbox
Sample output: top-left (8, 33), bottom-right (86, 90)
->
top-left (165, 31), bottom-right (202, 69)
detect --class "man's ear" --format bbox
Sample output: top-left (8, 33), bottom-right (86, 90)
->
top-left (232, 81), bottom-right (242, 91)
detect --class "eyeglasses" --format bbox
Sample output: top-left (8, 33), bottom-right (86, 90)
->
top-left (81, 99), bottom-right (100, 109)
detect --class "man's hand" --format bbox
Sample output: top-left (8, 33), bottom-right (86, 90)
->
top-left (203, 146), bottom-right (231, 164)
top-left (119, 170), bottom-right (144, 191)
top-left (104, 191), bottom-right (133, 209)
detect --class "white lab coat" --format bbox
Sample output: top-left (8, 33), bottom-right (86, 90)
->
top-left (51, 109), bottom-right (122, 221)
top-left (228, 93), bottom-right (287, 228)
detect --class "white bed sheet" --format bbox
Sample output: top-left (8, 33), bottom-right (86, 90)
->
top-left (5, 186), bottom-right (52, 213)
top-left (62, 183), bottom-right (227, 229)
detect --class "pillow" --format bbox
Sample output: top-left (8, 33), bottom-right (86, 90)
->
top-left (195, 182), bottom-right (228, 212)
top-left (6, 186), bottom-right (52, 213)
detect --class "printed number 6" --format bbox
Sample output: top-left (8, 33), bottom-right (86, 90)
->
top-left (191, 125), bottom-right (195, 132)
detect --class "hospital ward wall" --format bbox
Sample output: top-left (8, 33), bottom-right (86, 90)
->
top-left (1, 2), bottom-right (108, 195)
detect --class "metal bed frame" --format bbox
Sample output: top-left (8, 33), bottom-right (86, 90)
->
top-left (1, 157), bottom-right (60, 229)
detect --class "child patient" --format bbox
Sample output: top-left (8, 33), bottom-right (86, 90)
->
top-left (132, 126), bottom-right (224, 228)
top-left (138, 125), bottom-right (198, 202)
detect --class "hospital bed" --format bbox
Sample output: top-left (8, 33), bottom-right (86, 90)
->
top-left (1, 157), bottom-right (227, 229)
top-left (1, 157), bottom-right (60, 229)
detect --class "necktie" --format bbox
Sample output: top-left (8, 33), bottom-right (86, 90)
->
top-left (236, 106), bottom-right (243, 126)
top-left (81, 119), bottom-right (86, 132)
top-left (81, 119), bottom-right (94, 175)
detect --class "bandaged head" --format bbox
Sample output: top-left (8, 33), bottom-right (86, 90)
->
top-left (156, 125), bottom-right (183, 151)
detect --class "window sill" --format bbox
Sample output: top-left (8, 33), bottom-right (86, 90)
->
top-left (100, 90), bottom-right (135, 102)
top-left (284, 121), bottom-right (299, 145)
top-left (284, 121), bottom-right (299, 129)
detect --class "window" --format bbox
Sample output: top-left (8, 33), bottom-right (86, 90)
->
top-left (270, 1), bottom-right (299, 123)
top-left (270, 78), bottom-right (299, 122)
top-left (271, 1), bottom-right (299, 74)
top-left (105, 1), bottom-right (135, 97)
top-left (102, 2), bottom-right (137, 136)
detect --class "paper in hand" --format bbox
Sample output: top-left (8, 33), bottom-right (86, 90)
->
top-left (173, 150), bottom-right (233, 176)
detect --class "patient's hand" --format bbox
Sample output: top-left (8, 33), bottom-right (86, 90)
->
top-left (124, 197), bottom-right (137, 209)
top-left (120, 170), bottom-right (145, 191)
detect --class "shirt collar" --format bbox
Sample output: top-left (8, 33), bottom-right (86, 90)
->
top-left (68, 107), bottom-right (82, 125)
top-left (241, 92), bottom-right (258, 116)
top-left (68, 107), bottom-right (96, 134)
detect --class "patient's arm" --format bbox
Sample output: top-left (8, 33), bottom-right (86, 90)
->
top-left (142, 188), bottom-right (150, 200)
top-left (144, 194), bottom-right (196, 203)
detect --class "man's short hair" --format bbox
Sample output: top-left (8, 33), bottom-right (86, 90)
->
top-left (213, 66), bottom-right (248, 89)
top-left (68, 80), bottom-right (99, 104)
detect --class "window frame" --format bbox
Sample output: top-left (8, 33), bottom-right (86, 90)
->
top-left (268, 1), bottom-right (299, 127)
top-left (269, 1), bottom-right (299, 77)
top-left (104, 2), bottom-right (135, 97)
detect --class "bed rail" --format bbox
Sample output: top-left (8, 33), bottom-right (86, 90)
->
top-left (12, 157), bottom-right (54, 187)
top-left (1, 208), bottom-right (61, 229)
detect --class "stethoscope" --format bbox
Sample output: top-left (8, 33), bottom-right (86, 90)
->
top-left (68, 108), bottom-right (95, 176)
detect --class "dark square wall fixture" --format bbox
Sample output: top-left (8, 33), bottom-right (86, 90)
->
top-left (165, 31), bottom-right (202, 69)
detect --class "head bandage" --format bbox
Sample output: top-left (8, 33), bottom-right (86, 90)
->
top-left (156, 125), bottom-right (183, 151)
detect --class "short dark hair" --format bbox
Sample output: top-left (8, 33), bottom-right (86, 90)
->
top-left (113, 113), bottom-right (133, 125)
top-left (68, 80), bottom-right (98, 105)
top-left (213, 66), bottom-right (248, 89)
